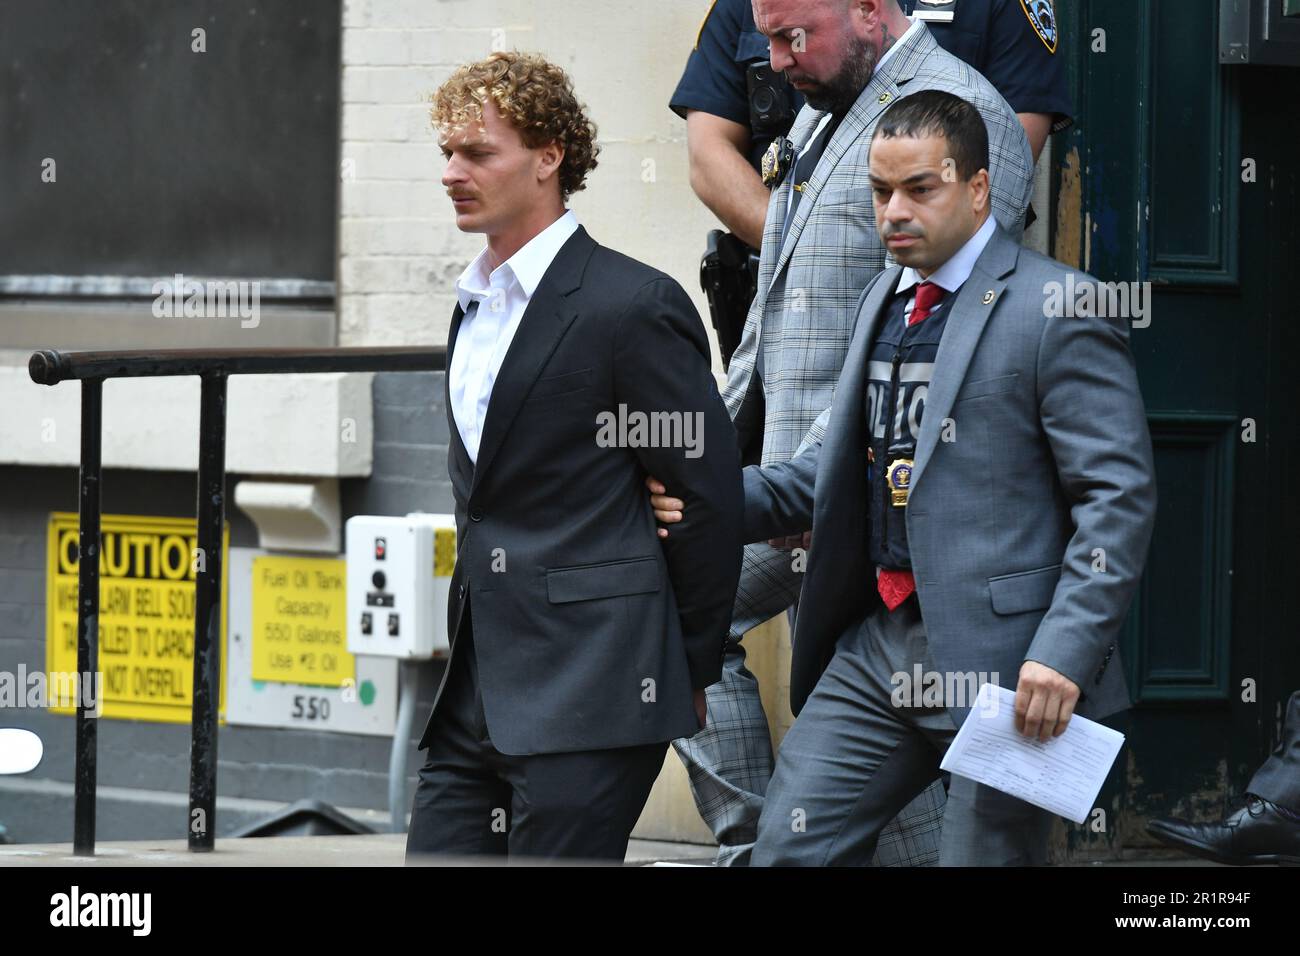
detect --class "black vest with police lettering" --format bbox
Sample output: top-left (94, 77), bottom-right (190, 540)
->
top-left (863, 287), bottom-right (955, 570)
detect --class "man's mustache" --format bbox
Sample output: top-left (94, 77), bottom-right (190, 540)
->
top-left (881, 224), bottom-right (925, 239)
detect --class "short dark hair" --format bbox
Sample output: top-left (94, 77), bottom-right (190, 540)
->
top-left (872, 89), bottom-right (989, 181)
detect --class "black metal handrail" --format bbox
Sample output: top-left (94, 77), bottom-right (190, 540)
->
top-left (29, 346), bottom-right (447, 855)
top-left (28, 345), bottom-right (443, 384)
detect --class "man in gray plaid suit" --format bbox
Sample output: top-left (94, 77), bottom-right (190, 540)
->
top-left (663, 0), bottom-right (1034, 865)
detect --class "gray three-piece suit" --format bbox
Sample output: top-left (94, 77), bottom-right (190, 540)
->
top-left (742, 224), bottom-right (1158, 864)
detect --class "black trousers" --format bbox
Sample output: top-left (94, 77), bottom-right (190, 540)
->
top-left (405, 600), bottom-right (668, 862)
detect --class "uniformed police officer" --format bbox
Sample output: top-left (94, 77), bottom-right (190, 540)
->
top-left (671, 0), bottom-right (807, 250)
top-left (672, 0), bottom-right (805, 374)
top-left (900, 0), bottom-right (1074, 156)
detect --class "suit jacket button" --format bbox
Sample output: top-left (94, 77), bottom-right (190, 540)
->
top-left (457, 585), bottom-right (465, 599)
top-left (470, 511), bottom-right (482, 522)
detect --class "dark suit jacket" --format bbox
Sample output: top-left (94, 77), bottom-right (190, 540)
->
top-left (417, 225), bottom-right (744, 755)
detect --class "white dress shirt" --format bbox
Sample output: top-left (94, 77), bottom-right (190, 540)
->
top-left (449, 210), bottom-right (580, 463)
top-left (893, 213), bottom-right (998, 320)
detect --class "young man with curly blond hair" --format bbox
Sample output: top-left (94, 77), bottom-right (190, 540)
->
top-left (405, 52), bottom-right (743, 862)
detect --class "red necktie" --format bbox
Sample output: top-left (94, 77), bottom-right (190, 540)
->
top-left (908, 280), bottom-right (945, 326)
top-left (876, 281), bottom-right (945, 611)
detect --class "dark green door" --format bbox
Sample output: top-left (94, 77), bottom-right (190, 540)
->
top-left (1053, 0), bottom-right (1300, 858)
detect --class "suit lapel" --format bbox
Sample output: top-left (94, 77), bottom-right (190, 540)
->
top-left (767, 91), bottom-right (893, 291)
top-left (467, 226), bottom-right (592, 495)
top-left (910, 225), bottom-right (1021, 495)
top-left (752, 104), bottom-right (820, 317)
top-left (799, 269), bottom-right (902, 680)
top-left (445, 301), bottom-right (474, 494)
top-left (820, 269), bottom-right (902, 490)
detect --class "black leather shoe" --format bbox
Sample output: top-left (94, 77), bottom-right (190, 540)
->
top-left (1148, 795), bottom-right (1300, 866)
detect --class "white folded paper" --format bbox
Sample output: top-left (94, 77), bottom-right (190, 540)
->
top-left (938, 683), bottom-right (1124, 825)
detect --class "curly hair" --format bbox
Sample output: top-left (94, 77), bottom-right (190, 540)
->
top-left (431, 51), bottom-right (600, 199)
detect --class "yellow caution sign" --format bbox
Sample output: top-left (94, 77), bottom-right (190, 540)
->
top-left (251, 555), bottom-right (353, 687)
top-left (45, 512), bottom-right (229, 724)
top-left (434, 527), bottom-right (456, 578)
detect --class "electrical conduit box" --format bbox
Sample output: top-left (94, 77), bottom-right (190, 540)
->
top-left (345, 514), bottom-right (455, 660)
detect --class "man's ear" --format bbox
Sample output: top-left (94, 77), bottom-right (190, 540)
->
top-left (858, 0), bottom-right (888, 29)
top-left (971, 168), bottom-right (991, 214)
top-left (537, 141), bottom-right (565, 183)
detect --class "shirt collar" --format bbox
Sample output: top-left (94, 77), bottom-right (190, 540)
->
top-left (875, 17), bottom-right (922, 74)
top-left (455, 209), bottom-right (580, 311)
top-left (895, 214), bottom-right (999, 298)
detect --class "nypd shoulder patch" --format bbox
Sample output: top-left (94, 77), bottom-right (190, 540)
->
top-left (1020, 0), bottom-right (1059, 54)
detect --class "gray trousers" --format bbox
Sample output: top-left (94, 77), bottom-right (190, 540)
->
top-left (752, 593), bottom-right (1057, 866)
top-left (671, 540), bottom-right (946, 866)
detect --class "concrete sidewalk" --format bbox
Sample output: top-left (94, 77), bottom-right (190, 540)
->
top-left (0, 833), bottom-right (720, 866)
top-left (0, 832), bottom-right (1225, 865)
